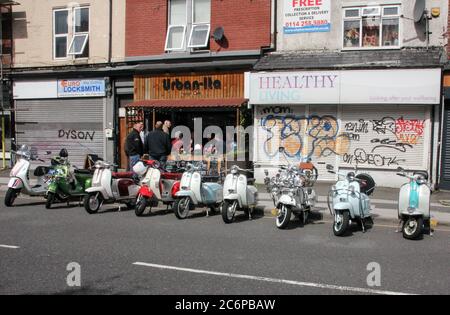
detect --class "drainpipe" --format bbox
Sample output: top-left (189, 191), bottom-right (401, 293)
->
top-left (261, 0), bottom-right (277, 54)
top-left (108, 0), bottom-right (113, 65)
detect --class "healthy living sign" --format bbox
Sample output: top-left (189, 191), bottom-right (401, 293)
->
top-left (284, 0), bottom-right (331, 34)
top-left (248, 69), bottom-right (441, 105)
top-left (58, 79), bottom-right (106, 98)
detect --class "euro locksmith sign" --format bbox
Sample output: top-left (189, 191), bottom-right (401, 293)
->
top-left (284, 0), bottom-right (331, 34)
top-left (57, 79), bottom-right (106, 98)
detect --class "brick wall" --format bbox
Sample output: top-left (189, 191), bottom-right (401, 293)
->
top-left (126, 0), bottom-right (272, 58)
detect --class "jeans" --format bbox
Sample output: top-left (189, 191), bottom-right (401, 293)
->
top-left (129, 155), bottom-right (140, 171)
top-left (150, 155), bottom-right (168, 169)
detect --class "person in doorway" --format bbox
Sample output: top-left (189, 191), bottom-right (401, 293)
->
top-left (144, 121), bottom-right (172, 167)
top-left (125, 122), bottom-right (144, 171)
top-left (163, 120), bottom-right (172, 135)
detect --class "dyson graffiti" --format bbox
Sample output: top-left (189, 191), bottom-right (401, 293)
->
top-left (259, 108), bottom-right (426, 167)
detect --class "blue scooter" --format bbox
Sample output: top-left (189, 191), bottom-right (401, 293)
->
top-left (396, 167), bottom-right (432, 240)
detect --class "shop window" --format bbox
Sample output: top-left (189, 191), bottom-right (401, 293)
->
top-left (165, 0), bottom-right (211, 52)
top-left (53, 6), bottom-right (89, 60)
top-left (343, 5), bottom-right (400, 50)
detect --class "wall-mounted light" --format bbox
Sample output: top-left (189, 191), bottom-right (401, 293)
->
top-left (431, 7), bottom-right (440, 18)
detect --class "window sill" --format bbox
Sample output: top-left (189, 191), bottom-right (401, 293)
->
top-left (342, 46), bottom-right (401, 51)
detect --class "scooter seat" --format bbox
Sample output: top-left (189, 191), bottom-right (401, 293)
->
top-left (74, 169), bottom-right (93, 175)
top-left (160, 173), bottom-right (182, 181)
top-left (112, 172), bottom-right (134, 179)
top-left (34, 166), bottom-right (52, 177)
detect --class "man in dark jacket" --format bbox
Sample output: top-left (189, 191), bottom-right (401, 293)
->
top-left (145, 121), bottom-right (172, 167)
top-left (125, 122), bottom-right (144, 170)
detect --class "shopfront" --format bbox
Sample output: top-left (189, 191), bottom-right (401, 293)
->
top-left (13, 78), bottom-right (109, 168)
top-left (126, 72), bottom-right (246, 152)
top-left (247, 68), bottom-right (442, 188)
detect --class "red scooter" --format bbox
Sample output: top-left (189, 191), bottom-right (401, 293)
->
top-left (133, 160), bottom-right (183, 216)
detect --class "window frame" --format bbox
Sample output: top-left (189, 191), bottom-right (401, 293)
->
top-left (70, 6), bottom-right (90, 58)
top-left (53, 8), bottom-right (70, 60)
top-left (165, 25), bottom-right (188, 51)
top-left (165, 0), bottom-right (211, 53)
top-left (342, 4), bottom-right (401, 51)
top-left (187, 23), bottom-right (211, 48)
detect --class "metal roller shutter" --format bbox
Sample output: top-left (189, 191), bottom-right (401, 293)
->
top-left (339, 105), bottom-right (430, 170)
top-left (255, 105), bottom-right (338, 181)
top-left (15, 98), bottom-right (105, 168)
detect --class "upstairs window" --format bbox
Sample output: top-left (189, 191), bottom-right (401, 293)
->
top-left (53, 9), bottom-right (69, 59)
top-left (53, 6), bottom-right (89, 60)
top-left (165, 0), bottom-right (211, 52)
top-left (343, 5), bottom-right (400, 49)
top-left (69, 7), bottom-right (89, 58)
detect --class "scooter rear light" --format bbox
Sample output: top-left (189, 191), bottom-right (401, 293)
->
top-left (172, 181), bottom-right (181, 197)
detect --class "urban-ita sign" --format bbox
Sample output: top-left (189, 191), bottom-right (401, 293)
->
top-left (57, 79), bottom-right (106, 98)
top-left (284, 0), bottom-right (331, 34)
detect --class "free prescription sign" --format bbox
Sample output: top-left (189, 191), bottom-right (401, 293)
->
top-left (57, 79), bottom-right (106, 98)
top-left (284, 0), bottom-right (331, 34)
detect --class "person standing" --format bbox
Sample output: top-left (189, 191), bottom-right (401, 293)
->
top-left (145, 121), bottom-right (172, 167)
top-left (125, 122), bottom-right (144, 170)
top-left (163, 120), bottom-right (172, 135)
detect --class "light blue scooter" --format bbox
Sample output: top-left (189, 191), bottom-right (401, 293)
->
top-left (396, 167), bottom-right (432, 240)
top-left (327, 164), bottom-right (376, 236)
top-left (173, 162), bottom-right (223, 219)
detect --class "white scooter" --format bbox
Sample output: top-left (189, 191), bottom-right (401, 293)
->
top-left (84, 161), bottom-right (140, 214)
top-left (5, 145), bottom-right (53, 207)
top-left (173, 162), bottom-right (223, 219)
top-left (326, 164), bottom-right (375, 236)
top-left (222, 165), bottom-right (258, 223)
top-left (396, 167), bottom-right (432, 240)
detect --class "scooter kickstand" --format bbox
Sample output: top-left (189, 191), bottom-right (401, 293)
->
top-left (395, 220), bottom-right (403, 233)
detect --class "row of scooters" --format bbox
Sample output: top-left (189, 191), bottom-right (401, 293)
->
top-left (5, 145), bottom-right (433, 240)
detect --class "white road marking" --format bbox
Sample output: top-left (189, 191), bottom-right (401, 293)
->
top-left (0, 245), bottom-right (20, 249)
top-left (133, 262), bottom-right (416, 295)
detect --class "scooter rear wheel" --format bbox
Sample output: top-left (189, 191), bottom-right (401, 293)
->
top-left (84, 193), bottom-right (102, 214)
top-left (5, 188), bottom-right (20, 207)
top-left (403, 217), bottom-right (424, 240)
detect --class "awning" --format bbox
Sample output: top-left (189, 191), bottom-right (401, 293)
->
top-left (126, 98), bottom-right (247, 109)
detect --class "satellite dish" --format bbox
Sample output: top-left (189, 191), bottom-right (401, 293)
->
top-left (413, 0), bottom-right (426, 23)
top-left (213, 27), bottom-right (224, 41)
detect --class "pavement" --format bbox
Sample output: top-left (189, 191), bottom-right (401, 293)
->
top-left (0, 199), bottom-right (449, 295)
top-left (1, 167), bottom-right (450, 227)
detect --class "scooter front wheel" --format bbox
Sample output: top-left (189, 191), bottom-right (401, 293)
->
top-left (84, 193), bottom-right (103, 214)
top-left (4, 188), bottom-right (20, 207)
top-left (403, 217), bottom-right (424, 240)
top-left (46, 192), bottom-right (56, 209)
top-left (222, 200), bottom-right (237, 224)
top-left (276, 205), bottom-right (292, 229)
top-left (135, 197), bottom-right (148, 217)
top-left (174, 197), bottom-right (191, 220)
top-left (333, 211), bottom-right (350, 236)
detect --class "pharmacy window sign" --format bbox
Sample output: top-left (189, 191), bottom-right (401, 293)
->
top-left (284, 0), bottom-right (331, 34)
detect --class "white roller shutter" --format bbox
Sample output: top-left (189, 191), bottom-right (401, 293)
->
top-left (339, 105), bottom-right (430, 170)
top-left (15, 98), bottom-right (105, 168)
top-left (255, 105), bottom-right (338, 180)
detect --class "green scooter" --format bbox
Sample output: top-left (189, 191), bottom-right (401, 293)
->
top-left (45, 149), bottom-right (93, 209)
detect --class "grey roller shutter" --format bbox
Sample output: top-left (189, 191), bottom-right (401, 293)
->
top-left (15, 98), bottom-right (105, 168)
